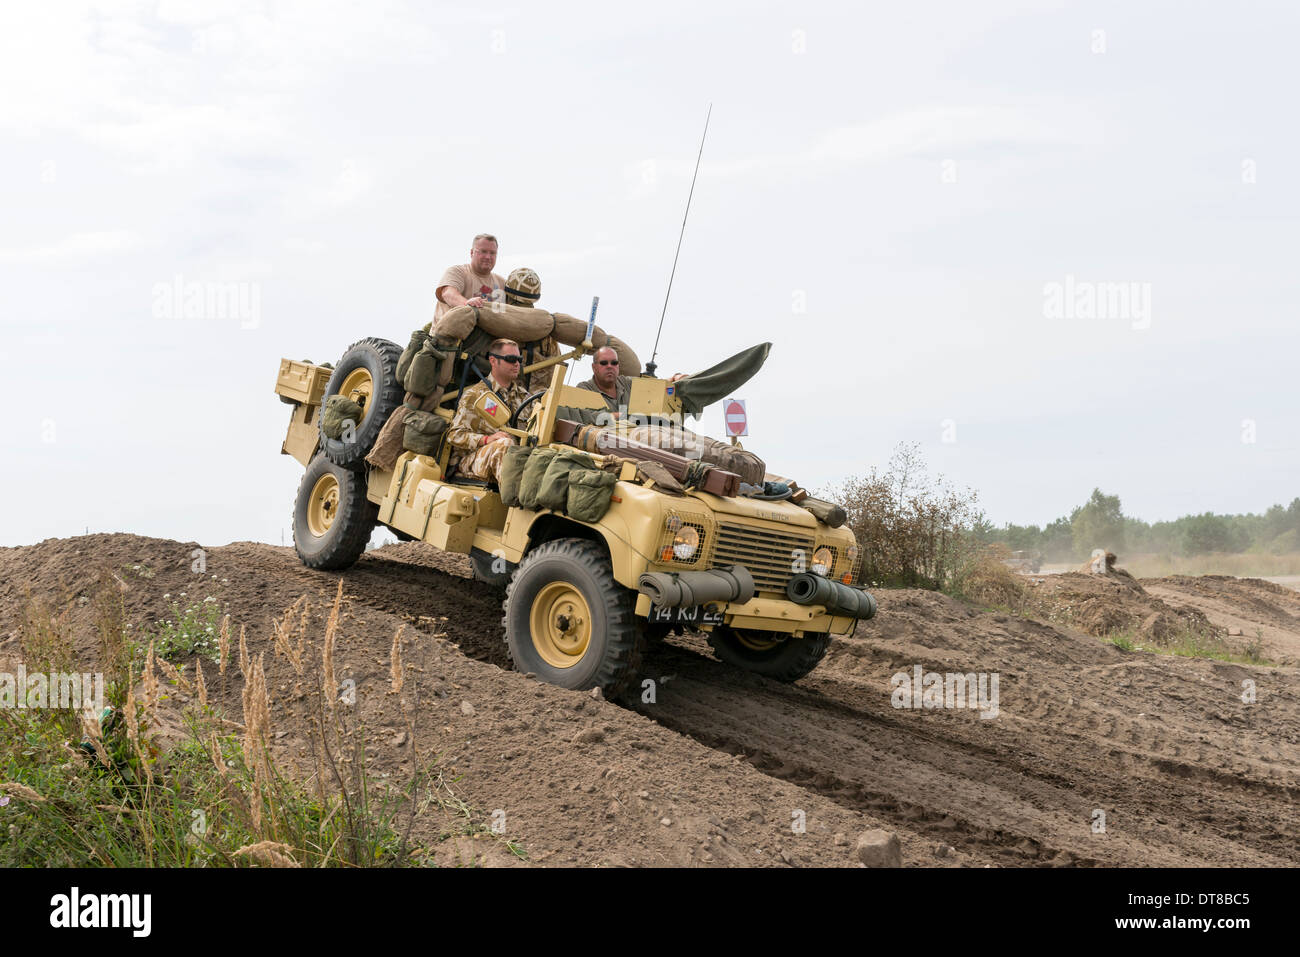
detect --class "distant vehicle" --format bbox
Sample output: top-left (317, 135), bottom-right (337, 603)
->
top-left (1003, 550), bottom-right (1044, 574)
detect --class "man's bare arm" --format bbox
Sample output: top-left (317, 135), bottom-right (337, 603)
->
top-left (437, 285), bottom-right (488, 309)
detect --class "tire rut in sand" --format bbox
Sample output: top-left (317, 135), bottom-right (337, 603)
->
top-left (632, 635), bottom-right (1299, 867)
top-left (634, 640), bottom-right (1103, 866)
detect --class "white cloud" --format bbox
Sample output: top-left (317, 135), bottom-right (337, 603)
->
top-left (0, 1), bottom-right (442, 171)
top-left (507, 244), bottom-right (619, 272)
top-left (629, 105), bottom-right (1101, 187)
top-left (324, 159), bottom-right (374, 208)
top-left (0, 230), bottom-right (139, 263)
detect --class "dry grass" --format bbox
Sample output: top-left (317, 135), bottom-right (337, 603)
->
top-left (322, 580), bottom-right (342, 714)
top-left (390, 624), bottom-right (406, 695)
top-left (2, 582), bottom-right (421, 867)
top-left (19, 594), bottom-right (75, 673)
top-left (949, 551), bottom-right (1040, 615)
top-left (3, 576), bottom-right (521, 868)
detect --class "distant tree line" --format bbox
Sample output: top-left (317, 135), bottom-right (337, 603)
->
top-left (829, 445), bottom-right (1300, 586)
top-left (984, 488), bottom-right (1300, 560)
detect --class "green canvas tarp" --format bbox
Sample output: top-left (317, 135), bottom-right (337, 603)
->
top-left (672, 342), bottom-right (772, 416)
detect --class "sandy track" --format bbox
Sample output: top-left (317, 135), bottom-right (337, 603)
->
top-left (633, 592), bottom-right (1299, 867)
top-left (2, 534), bottom-right (1296, 866)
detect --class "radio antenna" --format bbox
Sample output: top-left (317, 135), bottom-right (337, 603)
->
top-left (646, 103), bottom-right (711, 378)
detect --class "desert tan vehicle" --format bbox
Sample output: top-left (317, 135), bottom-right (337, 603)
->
top-left (273, 328), bottom-right (876, 696)
top-left (1004, 550), bottom-right (1044, 574)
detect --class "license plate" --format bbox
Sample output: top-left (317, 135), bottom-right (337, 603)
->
top-left (648, 604), bottom-right (725, 625)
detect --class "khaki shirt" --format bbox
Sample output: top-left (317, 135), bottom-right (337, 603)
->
top-left (447, 375), bottom-right (530, 465)
top-left (555, 375), bottom-right (631, 426)
top-left (435, 264), bottom-right (505, 321)
top-left (578, 375), bottom-right (631, 413)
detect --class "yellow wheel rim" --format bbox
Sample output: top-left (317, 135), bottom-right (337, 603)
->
top-left (529, 582), bottom-right (592, 669)
top-left (307, 473), bottom-right (340, 537)
top-left (736, 630), bottom-right (782, 652)
top-left (339, 368), bottom-right (373, 416)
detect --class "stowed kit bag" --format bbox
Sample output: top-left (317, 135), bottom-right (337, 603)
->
top-left (704, 440), bottom-right (765, 486)
top-left (498, 445), bottom-right (532, 508)
top-left (567, 468), bottom-right (617, 523)
top-left (517, 447), bottom-right (558, 510)
top-left (396, 328), bottom-right (428, 386)
top-left (366, 327), bottom-right (461, 470)
top-left (536, 450), bottom-right (594, 512)
top-left (404, 339), bottom-right (453, 397)
top-left (321, 395), bottom-right (363, 440)
top-left (402, 410), bottom-right (447, 456)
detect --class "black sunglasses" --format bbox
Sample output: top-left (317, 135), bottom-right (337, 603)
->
top-left (597, 359), bottom-right (619, 366)
top-left (489, 353), bottom-right (522, 364)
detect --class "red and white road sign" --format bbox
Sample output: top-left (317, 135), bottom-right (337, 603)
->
top-left (723, 398), bottom-right (748, 437)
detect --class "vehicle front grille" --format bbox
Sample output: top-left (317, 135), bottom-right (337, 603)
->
top-left (711, 522), bottom-right (816, 593)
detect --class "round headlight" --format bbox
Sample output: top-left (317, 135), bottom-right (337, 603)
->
top-left (672, 525), bottom-right (700, 561)
top-left (848, 545), bottom-right (859, 563)
top-left (812, 546), bottom-right (834, 576)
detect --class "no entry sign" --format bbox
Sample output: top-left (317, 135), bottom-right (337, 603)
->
top-left (724, 398), bottom-right (748, 437)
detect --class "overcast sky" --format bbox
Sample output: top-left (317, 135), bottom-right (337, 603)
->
top-left (2, 0), bottom-right (1297, 548)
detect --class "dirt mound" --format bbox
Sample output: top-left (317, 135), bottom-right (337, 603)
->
top-left (1141, 575), bottom-right (1300, 666)
top-left (1023, 570), bottom-right (1217, 639)
top-left (0, 535), bottom-right (932, 867)
top-left (4, 533), bottom-right (1298, 867)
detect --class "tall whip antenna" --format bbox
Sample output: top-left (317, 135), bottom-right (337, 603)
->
top-left (646, 103), bottom-right (711, 378)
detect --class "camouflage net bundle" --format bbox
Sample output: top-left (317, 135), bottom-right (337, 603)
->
top-left (616, 424), bottom-right (766, 486)
top-left (433, 303), bottom-right (641, 374)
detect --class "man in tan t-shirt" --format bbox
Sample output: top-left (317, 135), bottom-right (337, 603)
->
top-left (434, 233), bottom-right (506, 321)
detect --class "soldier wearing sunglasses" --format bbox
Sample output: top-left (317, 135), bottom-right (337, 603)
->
top-left (559, 346), bottom-right (686, 426)
top-left (446, 338), bottom-right (530, 482)
top-left (579, 346), bottom-right (631, 417)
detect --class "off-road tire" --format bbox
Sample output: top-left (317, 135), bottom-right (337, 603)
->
top-left (502, 538), bottom-right (643, 696)
top-left (471, 548), bottom-right (513, 590)
top-left (293, 452), bottom-right (378, 570)
top-left (707, 628), bottom-right (831, 683)
top-left (320, 337), bottom-right (404, 470)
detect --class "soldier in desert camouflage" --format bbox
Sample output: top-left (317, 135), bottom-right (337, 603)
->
top-left (447, 338), bottom-right (530, 482)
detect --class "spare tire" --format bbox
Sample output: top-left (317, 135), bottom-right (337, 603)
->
top-left (320, 337), bottom-right (404, 470)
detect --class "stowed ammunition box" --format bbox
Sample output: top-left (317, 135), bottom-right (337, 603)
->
top-left (275, 359), bottom-right (332, 406)
top-left (626, 376), bottom-right (683, 419)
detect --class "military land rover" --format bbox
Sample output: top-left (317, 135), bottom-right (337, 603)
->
top-left (273, 310), bottom-right (876, 697)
